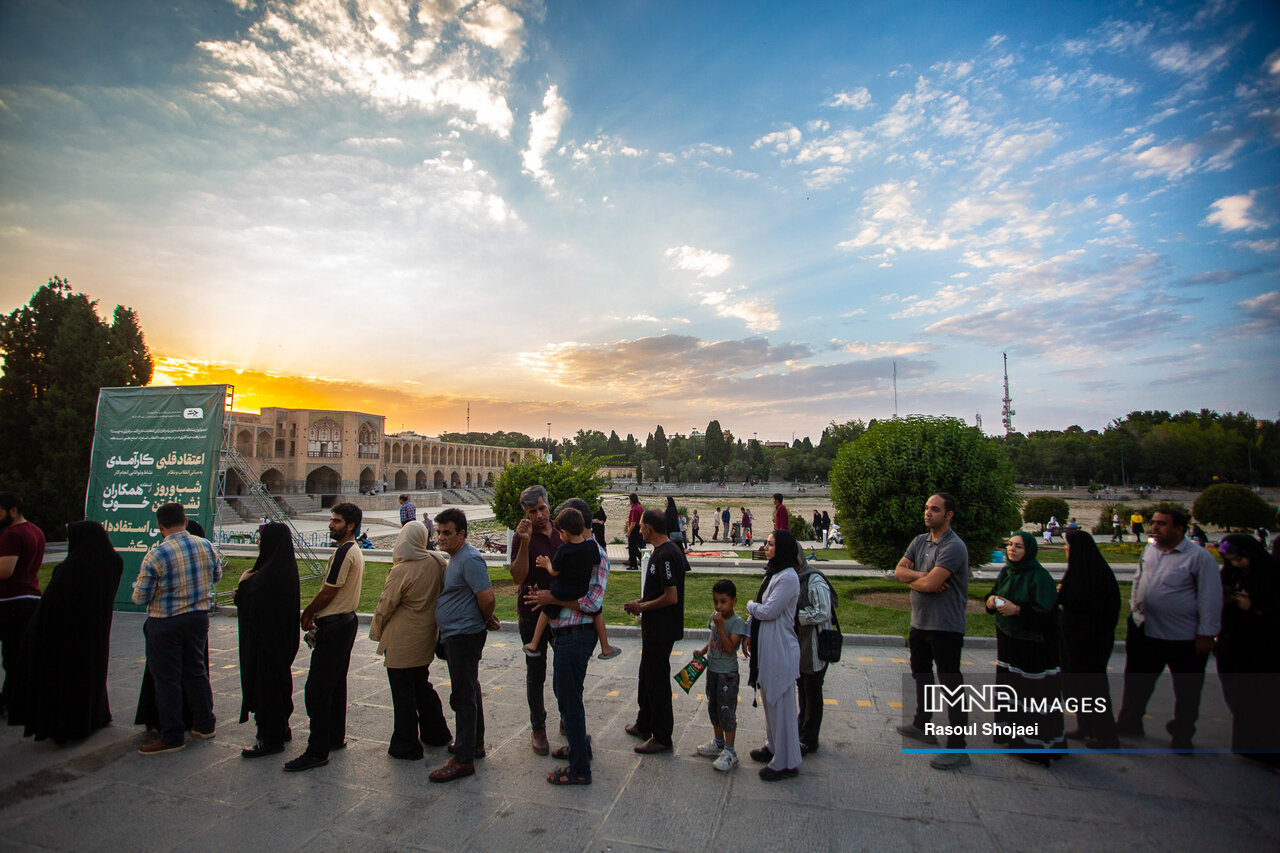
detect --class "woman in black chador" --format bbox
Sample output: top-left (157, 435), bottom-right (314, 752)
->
top-left (234, 522), bottom-right (301, 757)
top-left (1058, 529), bottom-right (1121, 748)
top-left (24, 520), bottom-right (123, 743)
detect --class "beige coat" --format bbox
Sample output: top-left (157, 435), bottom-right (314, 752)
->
top-left (369, 523), bottom-right (446, 669)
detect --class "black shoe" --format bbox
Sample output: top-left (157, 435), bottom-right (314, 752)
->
top-left (241, 741), bottom-right (284, 759)
top-left (758, 765), bottom-right (799, 781)
top-left (749, 746), bottom-right (773, 763)
top-left (799, 743), bottom-right (818, 755)
top-left (283, 751), bottom-right (329, 772)
top-left (330, 740), bottom-right (348, 751)
top-left (388, 747), bottom-right (424, 760)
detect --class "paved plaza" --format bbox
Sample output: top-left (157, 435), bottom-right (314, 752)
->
top-left (2, 611), bottom-right (1277, 852)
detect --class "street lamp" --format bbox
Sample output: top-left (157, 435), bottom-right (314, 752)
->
top-left (546, 422), bottom-right (552, 461)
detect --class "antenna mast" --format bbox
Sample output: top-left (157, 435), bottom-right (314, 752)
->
top-left (893, 361), bottom-right (898, 418)
top-left (466, 401), bottom-right (470, 434)
top-left (1001, 352), bottom-right (1015, 435)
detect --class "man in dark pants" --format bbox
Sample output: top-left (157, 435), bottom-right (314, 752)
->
top-left (0, 491), bottom-right (45, 724)
top-left (131, 502), bottom-right (221, 755)
top-left (524, 497), bottom-right (607, 785)
top-left (285, 503), bottom-right (364, 771)
top-left (507, 484), bottom-right (559, 755)
top-left (624, 509), bottom-right (686, 754)
top-left (430, 507), bottom-right (497, 782)
top-left (1116, 508), bottom-right (1221, 751)
top-left (626, 492), bottom-right (644, 570)
top-left (893, 493), bottom-right (970, 770)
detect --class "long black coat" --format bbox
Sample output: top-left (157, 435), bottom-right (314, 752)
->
top-left (234, 523), bottom-right (300, 726)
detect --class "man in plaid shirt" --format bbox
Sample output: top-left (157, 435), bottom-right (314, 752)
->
top-left (522, 497), bottom-right (606, 786)
top-left (132, 502), bottom-right (222, 754)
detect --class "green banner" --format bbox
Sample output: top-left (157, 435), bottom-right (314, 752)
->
top-left (84, 385), bottom-right (227, 610)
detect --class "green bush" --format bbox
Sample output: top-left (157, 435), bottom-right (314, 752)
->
top-left (1023, 496), bottom-right (1071, 530)
top-left (1134, 501), bottom-right (1190, 523)
top-left (489, 451), bottom-right (609, 529)
top-left (830, 416), bottom-right (1022, 571)
top-left (1192, 484), bottom-right (1274, 531)
top-left (1092, 502), bottom-right (1131, 535)
top-left (790, 515), bottom-right (817, 541)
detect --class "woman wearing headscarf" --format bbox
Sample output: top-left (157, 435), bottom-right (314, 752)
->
top-left (23, 521), bottom-right (122, 743)
top-left (234, 522), bottom-right (300, 757)
top-left (985, 531), bottom-right (1066, 765)
top-left (369, 520), bottom-right (451, 759)
top-left (664, 497), bottom-right (684, 553)
top-left (1058, 528), bottom-right (1121, 748)
top-left (745, 529), bottom-right (802, 781)
top-left (1215, 534), bottom-right (1279, 767)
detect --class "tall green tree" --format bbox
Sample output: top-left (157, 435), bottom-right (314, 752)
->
top-left (489, 451), bottom-right (609, 529)
top-left (702, 419), bottom-right (730, 479)
top-left (830, 416), bottom-right (1020, 571)
top-left (0, 277), bottom-right (153, 537)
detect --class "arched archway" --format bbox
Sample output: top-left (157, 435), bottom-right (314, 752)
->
top-left (465, 472), bottom-right (473, 487)
top-left (306, 466), bottom-right (341, 495)
top-left (260, 468), bottom-right (285, 493)
top-left (412, 445), bottom-right (420, 464)
top-left (394, 470), bottom-right (408, 490)
top-left (308, 418), bottom-right (342, 456)
top-left (392, 444), bottom-right (402, 463)
top-left (224, 468), bottom-right (248, 496)
top-left (415, 470), bottom-right (427, 489)
top-left (434, 470), bottom-right (445, 488)
top-left (359, 467), bottom-right (375, 491)
top-left (450, 471), bottom-right (461, 487)
top-left (236, 429), bottom-right (253, 456)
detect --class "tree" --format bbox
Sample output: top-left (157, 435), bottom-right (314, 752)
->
top-left (702, 420), bottom-right (730, 478)
top-left (1192, 484), bottom-right (1275, 531)
top-left (489, 451), bottom-right (609, 529)
top-left (830, 416), bottom-right (1021, 571)
top-left (651, 425), bottom-right (669, 467)
top-left (0, 277), bottom-right (153, 538)
top-left (1022, 496), bottom-right (1071, 531)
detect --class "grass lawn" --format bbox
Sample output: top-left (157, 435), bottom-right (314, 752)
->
top-left (47, 559), bottom-right (1134, 641)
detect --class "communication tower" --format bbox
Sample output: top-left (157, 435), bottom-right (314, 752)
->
top-left (1001, 352), bottom-right (1015, 435)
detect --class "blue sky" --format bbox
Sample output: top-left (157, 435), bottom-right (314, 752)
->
top-left (1, 0), bottom-right (1277, 442)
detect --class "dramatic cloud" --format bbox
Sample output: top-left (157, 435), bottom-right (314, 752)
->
top-left (523, 84), bottom-right (570, 187)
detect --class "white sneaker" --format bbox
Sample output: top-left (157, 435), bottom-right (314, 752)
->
top-left (696, 739), bottom-right (725, 757)
top-left (713, 749), bottom-right (739, 772)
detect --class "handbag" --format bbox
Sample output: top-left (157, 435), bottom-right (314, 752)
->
top-left (815, 576), bottom-right (843, 663)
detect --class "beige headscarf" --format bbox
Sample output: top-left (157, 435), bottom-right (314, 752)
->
top-left (393, 520), bottom-right (431, 564)
top-left (371, 520), bottom-right (446, 668)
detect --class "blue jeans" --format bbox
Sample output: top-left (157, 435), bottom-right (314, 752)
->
top-left (144, 611), bottom-right (215, 745)
top-left (551, 627), bottom-right (597, 776)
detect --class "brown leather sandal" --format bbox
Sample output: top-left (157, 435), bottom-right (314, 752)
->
top-left (428, 758), bottom-right (475, 783)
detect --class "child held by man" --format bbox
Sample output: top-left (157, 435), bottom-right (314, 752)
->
top-left (695, 579), bottom-right (748, 771)
top-left (523, 507), bottom-right (613, 658)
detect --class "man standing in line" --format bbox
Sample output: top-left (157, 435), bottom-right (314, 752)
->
top-left (625, 492), bottom-right (644, 570)
top-left (508, 484), bottom-right (559, 755)
top-left (398, 494), bottom-right (417, 526)
top-left (1115, 508), bottom-right (1221, 751)
top-left (712, 507), bottom-right (721, 541)
top-left (623, 509), bottom-right (686, 755)
top-left (285, 502), bottom-right (364, 771)
top-left (524, 498), bottom-right (607, 785)
top-left (132, 502), bottom-right (220, 754)
top-left (773, 493), bottom-right (790, 532)
top-left (0, 492), bottom-right (46, 723)
top-left (430, 507), bottom-right (497, 782)
top-left (722, 506), bottom-right (732, 544)
top-left (893, 493), bottom-right (971, 770)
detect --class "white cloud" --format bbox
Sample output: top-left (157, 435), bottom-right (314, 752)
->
top-left (522, 84), bottom-right (570, 188)
top-left (1204, 192), bottom-right (1263, 231)
top-left (699, 291), bottom-right (780, 333)
top-left (1236, 291), bottom-right (1280, 336)
top-left (568, 134), bottom-right (645, 166)
top-left (665, 245), bottom-right (733, 279)
top-left (1124, 138), bottom-right (1201, 179)
top-left (1152, 41), bottom-right (1232, 75)
top-left (888, 284), bottom-right (980, 319)
top-left (1234, 238), bottom-right (1279, 253)
top-left (826, 88), bottom-right (872, 109)
top-left (751, 126), bottom-right (802, 154)
top-left (838, 180), bottom-right (954, 253)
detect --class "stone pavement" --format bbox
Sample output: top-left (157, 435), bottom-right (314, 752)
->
top-left (2, 612), bottom-right (1277, 852)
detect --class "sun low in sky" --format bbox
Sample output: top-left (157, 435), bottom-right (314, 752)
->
top-left (2, 0), bottom-right (1277, 441)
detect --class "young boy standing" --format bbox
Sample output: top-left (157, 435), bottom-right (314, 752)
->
top-left (695, 579), bottom-right (748, 771)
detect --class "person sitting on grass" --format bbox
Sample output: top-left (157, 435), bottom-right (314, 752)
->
top-left (523, 507), bottom-right (602, 658)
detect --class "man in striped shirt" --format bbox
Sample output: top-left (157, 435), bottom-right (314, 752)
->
top-left (132, 502), bottom-right (221, 755)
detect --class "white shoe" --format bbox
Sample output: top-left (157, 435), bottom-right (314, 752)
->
top-left (713, 749), bottom-right (739, 771)
top-left (696, 739), bottom-right (725, 757)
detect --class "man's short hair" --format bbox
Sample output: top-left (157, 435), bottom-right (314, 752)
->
top-left (0, 491), bottom-right (21, 514)
top-left (1153, 507), bottom-right (1189, 530)
top-left (332, 502), bottom-right (363, 530)
top-left (642, 508), bottom-right (666, 534)
top-left (712, 578), bottom-right (737, 598)
top-left (556, 498), bottom-right (591, 530)
top-left (554, 507), bottom-right (585, 536)
top-left (399, 494), bottom-right (409, 502)
top-left (935, 492), bottom-right (957, 517)
top-left (519, 484), bottom-right (549, 510)
top-left (435, 506), bottom-right (468, 533)
top-left (773, 493), bottom-right (783, 503)
top-left (156, 502), bottom-right (187, 528)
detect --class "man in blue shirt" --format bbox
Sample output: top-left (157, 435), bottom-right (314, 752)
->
top-left (398, 494), bottom-right (417, 526)
top-left (429, 508), bottom-right (497, 782)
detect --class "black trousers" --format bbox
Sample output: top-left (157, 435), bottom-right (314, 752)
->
top-left (635, 634), bottom-right (676, 745)
top-left (627, 529), bottom-right (644, 569)
top-left (517, 613), bottom-right (549, 730)
top-left (0, 597), bottom-right (38, 722)
top-left (908, 627), bottom-right (967, 748)
top-left (303, 614), bottom-right (357, 757)
top-left (387, 665), bottom-right (450, 757)
top-left (443, 631), bottom-right (487, 764)
top-left (1118, 617), bottom-right (1208, 741)
top-left (797, 665), bottom-right (827, 749)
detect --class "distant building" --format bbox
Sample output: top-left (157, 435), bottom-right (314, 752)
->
top-left (224, 407), bottom-right (539, 496)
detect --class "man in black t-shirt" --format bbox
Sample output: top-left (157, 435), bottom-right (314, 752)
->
top-left (623, 508), bottom-right (686, 754)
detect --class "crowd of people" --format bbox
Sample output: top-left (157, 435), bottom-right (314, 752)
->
top-left (0, 485), bottom-right (1276, 788)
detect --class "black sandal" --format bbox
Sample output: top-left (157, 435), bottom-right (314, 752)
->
top-left (546, 766), bottom-right (591, 785)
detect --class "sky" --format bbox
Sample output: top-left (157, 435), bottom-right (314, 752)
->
top-left (1, 0), bottom-right (1278, 444)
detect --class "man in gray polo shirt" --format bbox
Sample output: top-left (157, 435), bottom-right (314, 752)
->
top-left (1115, 507), bottom-right (1221, 752)
top-left (893, 493), bottom-right (971, 770)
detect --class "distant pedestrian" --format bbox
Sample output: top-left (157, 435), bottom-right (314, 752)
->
top-left (398, 494), bottom-right (417, 526)
top-left (591, 502), bottom-right (607, 549)
top-left (690, 509), bottom-right (704, 546)
top-left (1111, 512), bottom-right (1123, 543)
top-left (772, 493), bottom-right (790, 532)
top-left (1130, 511), bottom-right (1144, 542)
top-left (721, 507), bottom-right (732, 543)
top-left (812, 511), bottom-right (822, 540)
top-left (821, 511), bottom-right (831, 548)
top-left (712, 507), bottom-right (722, 541)
top-left (626, 492), bottom-right (644, 570)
